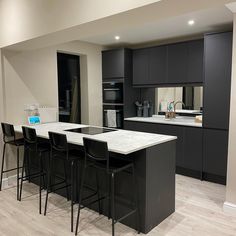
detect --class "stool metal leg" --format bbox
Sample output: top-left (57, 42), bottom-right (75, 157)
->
top-left (26, 150), bottom-right (31, 183)
top-left (17, 146), bottom-right (20, 201)
top-left (96, 170), bottom-right (102, 215)
top-left (63, 160), bottom-right (70, 201)
top-left (0, 143), bottom-right (6, 191)
top-left (71, 160), bottom-right (74, 232)
top-left (39, 152), bottom-right (43, 214)
top-left (75, 165), bottom-right (86, 236)
top-left (19, 150), bottom-right (26, 201)
top-left (111, 172), bottom-right (115, 236)
top-left (108, 175), bottom-right (111, 220)
top-left (132, 165), bottom-right (140, 234)
top-left (44, 154), bottom-right (53, 216)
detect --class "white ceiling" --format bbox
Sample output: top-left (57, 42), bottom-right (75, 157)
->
top-left (80, 6), bottom-right (233, 47)
top-left (5, 0), bottom-right (235, 51)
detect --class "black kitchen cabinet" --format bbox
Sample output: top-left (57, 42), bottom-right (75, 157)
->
top-left (133, 46), bottom-right (167, 86)
top-left (149, 46), bottom-right (167, 84)
top-left (156, 124), bottom-right (184, 168)
top-left (167, 42), bottom-right (188, 84)
top-left (132, 48), bottom-right (149, 85)
top-left (133, 39), bottom-right (204, 86)
top-left (183, 127), bottom-right (203, 171)
top-left (102, 49), bottom-right (126, 79)
top-left (203, 129), bottom-right (228, 181)
top-left (203, 32), bottom-right (232, 130)
top-left (187, 40), bottom-right (204, 83)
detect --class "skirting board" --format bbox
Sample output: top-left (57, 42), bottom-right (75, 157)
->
top-left (223, 201), bottom-right (236, 216)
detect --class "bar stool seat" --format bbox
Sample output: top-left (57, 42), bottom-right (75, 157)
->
top-left (5, 138), bottom-right (24, 146)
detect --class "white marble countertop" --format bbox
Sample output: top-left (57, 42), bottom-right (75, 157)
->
top-left (14, 122), bottom-right (177, 155)
top-left (125, 115), bottom-right (202, 127)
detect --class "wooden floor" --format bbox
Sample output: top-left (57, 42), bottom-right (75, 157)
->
top-left (0, 175), bottom-right (236, 236)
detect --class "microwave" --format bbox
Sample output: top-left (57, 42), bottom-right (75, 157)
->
top-left (103, 81), bottom-right (123, 104)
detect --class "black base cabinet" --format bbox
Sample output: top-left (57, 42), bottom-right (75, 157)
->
top-left (124, 120), bottom-right (227, 184)
top-left (203, 129), bottom-right (228, 184)
top-left (124, 121), bottom-right (202, 174)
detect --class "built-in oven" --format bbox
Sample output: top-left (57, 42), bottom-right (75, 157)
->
top-left (103, 104), bottom-right (123, 129)
top-left (103, 81), bottom-right (123, 104)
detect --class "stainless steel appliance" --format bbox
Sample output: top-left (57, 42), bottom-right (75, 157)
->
top-left (103, 81), bottom-right (123, 104)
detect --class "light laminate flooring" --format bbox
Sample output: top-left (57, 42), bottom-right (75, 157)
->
top-left (0, 175), bottom-right (236, 236)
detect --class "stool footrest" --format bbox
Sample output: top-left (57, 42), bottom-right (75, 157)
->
top-left (81, 196), bottom-right (106, 209)
top-left (2, 166), bottom-right (23, 173)
top-left (21, 172), bottom-right (44, 181)
top-left (48, 184), bottom-right (71, 193)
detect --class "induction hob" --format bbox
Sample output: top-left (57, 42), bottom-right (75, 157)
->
top-left (65, 126), bottom-right (117, 135)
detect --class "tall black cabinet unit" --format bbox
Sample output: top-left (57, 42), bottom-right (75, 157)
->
top-left (102, 48), bottom-right (140, 128)
top-left (203, 32), bottom-right (232, 130)
top-left (203, 32), bottom-right (232, 184)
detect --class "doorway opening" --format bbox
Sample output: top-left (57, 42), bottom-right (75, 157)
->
top-left (57, 52), bottom-right (81, 123)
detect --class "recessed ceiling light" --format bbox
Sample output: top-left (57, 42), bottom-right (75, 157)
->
top-left (115, 36), bottom-right (120, 40)
top-left (188, 20), bottom-right (195, 26)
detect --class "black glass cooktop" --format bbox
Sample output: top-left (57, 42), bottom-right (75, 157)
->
top-left (65, 126), bottom-right (117, 135)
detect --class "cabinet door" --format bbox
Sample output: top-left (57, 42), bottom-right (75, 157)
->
top-left (133, 48), bottom-right (149, 85)
top-left (156, 124), bottom-right (184, 168)
top-left (149, 46), bottom-right (167, 84)
top-left (203, 129), bottom-right (228, 177)
top-left (183, 127), bottom-right (203, 171)
top-left (187, 40), bottom-right (204, 83)
top-left (102, 49), bottom-right (125, 79)
top-left (203, 32), bottom-right (232, 130)
top-left (167, 42), bottom-right (188, 84)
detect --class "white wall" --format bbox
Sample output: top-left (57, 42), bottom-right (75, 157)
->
top-left (225, 13), bottom-right (236, 212)
top-left (1, 40), bottom-right (103, 126)
top-left (0, 40), bottom-right (103, 177)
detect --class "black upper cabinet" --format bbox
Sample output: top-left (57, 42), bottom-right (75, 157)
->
top-left (132, 48), bottom-right (149, 85)
top-left (187, 40), bottom-right (204, 83)
top-left (133, 46), bottom-right (167, 86)
top-left (203, 32), bottom-right (232, 130)
top-left (167, 42), bottom-right (188, 84)
top-left (149, 46), bottom-right (167, 84)
top-left (102, 49), bottom-right (125, 79)
top-left (133, 39), bottom-right (204, 86)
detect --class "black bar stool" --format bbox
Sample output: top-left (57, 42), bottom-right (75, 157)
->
top-left (75, 137), bottom-right (140, 236)
top-left (44, 131), bottom-right (82, 232)
top-left (20, 126), bottom-right (50, 214)
top-left (0, 122), bottom-right (24, 200)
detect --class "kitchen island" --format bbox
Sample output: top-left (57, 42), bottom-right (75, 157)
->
top-left (15, 122), bottom-right (176, 234)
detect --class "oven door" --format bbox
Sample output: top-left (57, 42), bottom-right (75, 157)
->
top-left (103, 105), bottom-right (123, 129)
top-left (103, 82), bottom-right (123, 104)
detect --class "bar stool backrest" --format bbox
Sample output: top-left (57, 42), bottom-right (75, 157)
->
top-left (48, 132), bottom-right (68, 158)
top-left (1, 122), bottom-right (16, 143)
top-left (22, 126), bottom-right (37, 145)
top-left (83, 137), bottom-right (109, 171)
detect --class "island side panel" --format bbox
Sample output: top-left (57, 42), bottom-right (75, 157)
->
top-left (145, 140), bottom-right (176, 233)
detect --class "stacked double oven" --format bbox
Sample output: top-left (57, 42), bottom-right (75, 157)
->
top-left (103, 79), bottom-right (124, 128)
